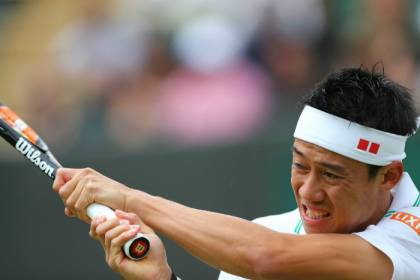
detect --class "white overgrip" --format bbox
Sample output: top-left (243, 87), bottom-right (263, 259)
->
top-left (87, 203), bottom-right (150, 260)
top-left (87, 203), bottom-right (116, 220)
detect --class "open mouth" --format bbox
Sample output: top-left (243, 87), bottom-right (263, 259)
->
top-left (303, 204), bottom-right (330, 220)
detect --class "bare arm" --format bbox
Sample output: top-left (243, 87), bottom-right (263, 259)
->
top-left (54, 168), bottom-right (393, 280)
top-left (126, 190), bottom-right (393, 280)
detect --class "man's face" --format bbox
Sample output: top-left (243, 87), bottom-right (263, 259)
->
top-left (291, 139), bottom-right (386, 234)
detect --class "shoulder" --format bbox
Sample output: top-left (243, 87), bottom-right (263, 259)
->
top-left (379, 206), bottom-right (420, 237)
top-left (355, 206), bottom-right (420, 280)
top-left (252, 208), bottom-right (301, 233)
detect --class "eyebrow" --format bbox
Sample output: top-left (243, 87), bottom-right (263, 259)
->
top-left (292, 145), bottom-right (349, 175)
top-left (292, 146), bottom-right (303, 156)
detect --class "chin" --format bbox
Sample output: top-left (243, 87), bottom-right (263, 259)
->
top-left (303, 224), bottom-right (333, 234)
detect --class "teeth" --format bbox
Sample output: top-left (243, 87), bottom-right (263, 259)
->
top-left (305, 208), bottom-right (329, 219)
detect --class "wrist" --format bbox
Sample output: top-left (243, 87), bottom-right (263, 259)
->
top-left (155, 264), bottom-right (173, 280)
top-left (123, 187), bottom-right (141, 213)
top-left (124, 188), bottom-right (156, 216)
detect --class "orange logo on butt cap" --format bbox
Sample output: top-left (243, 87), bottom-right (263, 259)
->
top-left (390, 212), bottom-right (420, 236)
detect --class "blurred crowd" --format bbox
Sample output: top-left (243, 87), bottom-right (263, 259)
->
top-left (1, 0), bottom-right (420, 155)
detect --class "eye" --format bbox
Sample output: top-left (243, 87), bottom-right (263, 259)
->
top-left (323, 171), bottom-right (342, 180)
top-left (292, 162), bottom-right (306, 170)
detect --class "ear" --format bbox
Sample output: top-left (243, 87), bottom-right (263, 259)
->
top-left (380, 161), bottom-right (403, 191)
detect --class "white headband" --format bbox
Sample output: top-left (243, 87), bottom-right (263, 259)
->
top-left (293, 106), bottom-right (408, 166)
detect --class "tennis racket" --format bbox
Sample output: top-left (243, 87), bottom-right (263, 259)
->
top-left (0, 103), bottom-right (150, 260)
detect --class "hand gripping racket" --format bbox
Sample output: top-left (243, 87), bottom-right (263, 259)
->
top-left (0, 103), bottom-right (150, 260)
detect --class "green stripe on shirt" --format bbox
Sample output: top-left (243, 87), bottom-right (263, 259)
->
top-left (414, 194), bottom-right (420, 207)
top-left (294, 219), bottom-right (302, 234)
top-left (297, 221), bottom-right (303, 234)
top-left (384, 210), bottom-right (395, 218)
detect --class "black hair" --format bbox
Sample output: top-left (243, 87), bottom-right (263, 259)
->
top-left (300, 67), bottom-right (418, 178)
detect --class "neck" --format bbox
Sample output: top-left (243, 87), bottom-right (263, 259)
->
top-left (361, 192), bottom-right (393, 231)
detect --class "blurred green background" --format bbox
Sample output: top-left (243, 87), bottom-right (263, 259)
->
top-left (1, 0), bottom-right (419, 279)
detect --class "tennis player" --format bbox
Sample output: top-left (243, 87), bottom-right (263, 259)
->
top-left (54, 67), bottom-right (420, 280)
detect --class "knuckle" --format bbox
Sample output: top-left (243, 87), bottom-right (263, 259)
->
top-left (80, 168), bottom-right (91, 178)
top-left (58, 188), bottom-right (68, 198)
top-left (83, 167), bottom-right (95, 175)
top-left (112, 218), bottom-right (120, 226)
top-left (65, 210), bottom-right (74, 218)
top-left (85, 182), bottom-right (99, 194)
top-left (74, 202), bottom-right (83, 210)
top-left (106, 259), bottom-right (114, 270)
top-left (95, 227), bottom-right (103, 235)
top-left (66, 199), bottom-right (75, 208)
top-left (104, 231), bottom-right (112, 241)
top-left (83, 214), bottom-right (90, 223)
top-left (110, 238), bottom-right (118, 247)
top-left (85, 181), bottom-right (97, 192)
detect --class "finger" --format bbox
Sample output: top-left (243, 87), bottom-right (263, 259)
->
top-left (115, 210), bottom-right (153, 233)
top-left (90, 216), bottom-right (107, 249)
top-left (64, 207), bottom-right (76, 217)
top-left (108, 225), bottom-right (141, 260)
top-left (89, 216), bottom-right (107, 240)
top-left (65, 182), bottom-right (84, 214)
top-left (104, 224), bottom-right (136, 252)
top-left (73, 184), bottom-right (96, 223)
top-left (96, 218), bottom-right (124, 236)
top-left (52, 168), bottom-right (79, 192)
top-left (57, 170), bottom-right (85, 201)
top-left (115, 210), bottom-right (137, 223)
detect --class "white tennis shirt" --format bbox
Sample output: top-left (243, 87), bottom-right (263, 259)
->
top-left (218, 172), bottom-right (420, 280)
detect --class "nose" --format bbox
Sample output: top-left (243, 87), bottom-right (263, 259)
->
top-left (297, 172), bottom-right (325, 203)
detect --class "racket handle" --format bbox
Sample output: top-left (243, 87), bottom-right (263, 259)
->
top-left (87, 203), bottom-right (150, 260)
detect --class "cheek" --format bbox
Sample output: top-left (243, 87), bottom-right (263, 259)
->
top-left (325, 186), bottom-right (355, 215)
top-left (330, 186), bottom-right (371, 220)
top-left (354, 189), bottom-right (379, 213)
top-left (346, 183), bottom-right (377, 207)
top-left (326, 190), bottom-right (360, 231)
top-left (290, 173), bottom-right (301, 197)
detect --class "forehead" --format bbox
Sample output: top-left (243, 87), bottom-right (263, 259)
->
top-left (293, 139), bottom-right (367, 169)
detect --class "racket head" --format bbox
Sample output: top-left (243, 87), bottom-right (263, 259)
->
top-left (0, 104), bottom-right (49, 152)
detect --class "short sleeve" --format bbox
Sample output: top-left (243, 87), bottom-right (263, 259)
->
top-left (354, 207), bottom-right (420, 280)
top-left (218, 271), bottom-right (247, 280)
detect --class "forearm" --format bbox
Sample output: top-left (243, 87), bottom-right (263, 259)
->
top-left (124, 190), bottom-right (393, 280)
top-left (125, 189), bottom-right (282, 279)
